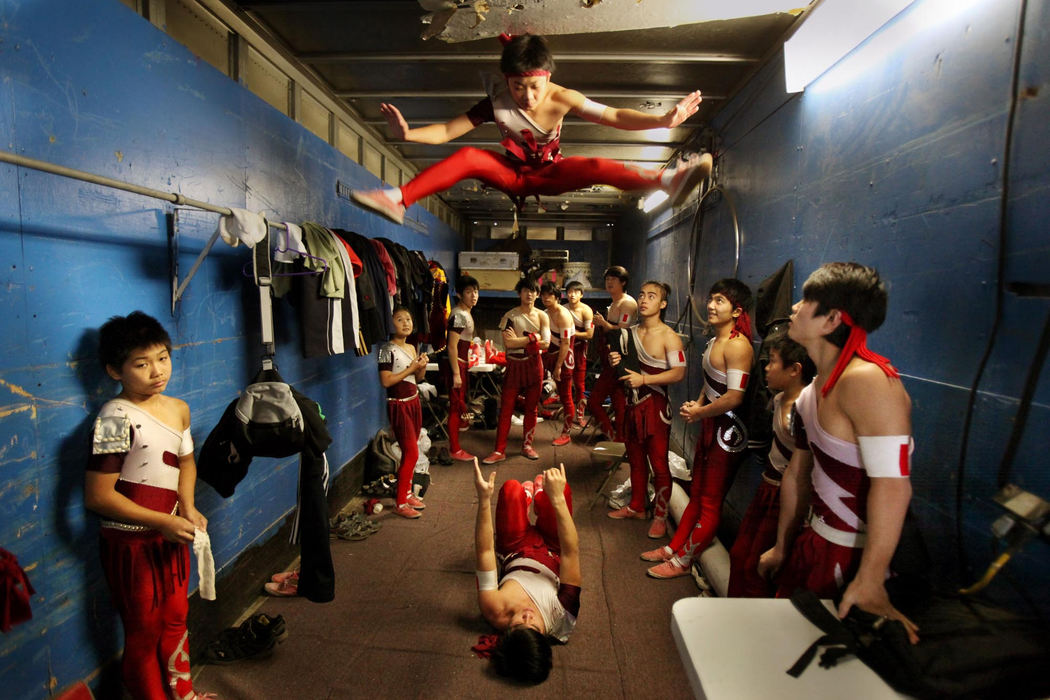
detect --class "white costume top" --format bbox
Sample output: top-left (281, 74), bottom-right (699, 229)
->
top-left (377, 341), bottom-right (419, 400)
top-left (501, 558), bottom-right (578, 643)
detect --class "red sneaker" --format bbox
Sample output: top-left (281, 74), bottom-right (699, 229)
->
top-left (406, 494), bottom-right (426, 509)
top-left (640, 545), bottom-right (674, 562)
top-left (647, 518), bottom-right (668, 539)
top-left (449, 448), bottom-right (475, 462)
top-left (482, 451), bottom-right (506, 465)
top-left (647, 559), bottom-right (691, 579)
top-left (393, 503), bottom-right (422, 519)
top-left (271, 569), bottom-right (300, 584)
top-left (607, 506), bottom-right (646, 520)
top-left (522, 445), bottom-right (539, 460)
top-left (350, 189), bottom-right (406, 225)
top-left (264, 579), bottom-right (298, 597)
top-left (552, 434), bottom-right (571, 447)
top-left (533, 473), bottom-right (545, 492)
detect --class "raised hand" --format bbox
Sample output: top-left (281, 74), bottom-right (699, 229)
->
top-left (665, 90), bottom-right (702, 128)
top-left (473, 458), bottom-right (495, 500)
top-left (379, 102), bottom-right (410, 140)
top-left (544, 463), bottom-right (568, 505)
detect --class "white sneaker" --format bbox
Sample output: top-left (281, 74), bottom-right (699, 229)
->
top-left (667, 153), bottom-right (713, 208)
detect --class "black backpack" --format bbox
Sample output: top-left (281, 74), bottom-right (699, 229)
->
top-left (788, 589), bottom-right (1050, 699)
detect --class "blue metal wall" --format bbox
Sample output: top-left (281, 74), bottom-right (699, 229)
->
top-left (628, 0), bottom-right (1049, 614)
top-left (0, 1), bottom-right (460, 695)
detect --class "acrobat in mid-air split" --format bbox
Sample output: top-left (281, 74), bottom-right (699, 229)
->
top-left (351, 33), bottom-right (712, 225)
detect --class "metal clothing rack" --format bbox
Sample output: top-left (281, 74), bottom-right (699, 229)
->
top-left (0, 148), bottom-right (287, 367)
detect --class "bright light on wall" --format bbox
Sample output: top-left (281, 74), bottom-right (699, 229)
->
top-left (642, 190), bottom-right (669, 213)
top-left (784, 0), bottom-right (917, 93)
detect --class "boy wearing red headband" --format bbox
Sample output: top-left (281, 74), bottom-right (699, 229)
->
top-left (757, 262), bottom-right (919, 643)
top-left (351, 34), bottom-right (711, 224)
top-left (643, 279), bottom-right (754, 579)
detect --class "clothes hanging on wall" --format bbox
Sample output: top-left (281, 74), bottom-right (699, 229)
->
top-left (377, 238), bottom-right (433, 340)
top-left (428, 260), bottom-right (451, 351)
top-left (334, 229), bottom-right (394, 345)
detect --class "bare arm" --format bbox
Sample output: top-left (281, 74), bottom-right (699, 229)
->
top-left (681, 337), bottom-right (752, 421)
top-left (381, 103), bottom-right (477, 145)
top-left (544, 464), bottom-right (580, 586)
top-left (563, 89), bottom-right (701, 130)
top-left (379, 353), bottom-right (427, 388)
top-left (578, 307), bottom-right (594, 340)
top-left (447, 329), bottom-right (463, 387)
top-left (757, 448), bottom-right (813, 579)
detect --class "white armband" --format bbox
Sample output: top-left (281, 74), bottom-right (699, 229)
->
top-left (560, 326), bottom-right (575, 340)
top-left (476, 569), bottom-right (498, 591)
top-left (726, 369), bottom-right (750, 392)
top-left (667, 349), bottom-right (687, 368)
top-left (584, 319), bottom-right (593, 330)
top-left (579, 98), bottom-right (609, 123)
top-left (540, 328), bottom-right (551, 344)
top-left (857, 435), bottom-right (913, 478)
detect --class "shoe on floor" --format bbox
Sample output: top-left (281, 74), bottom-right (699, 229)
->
top-left (449, 448), bottom-right (475, 462)
top-left (263, 579), bottom-right (298, 597)
top-left (393, 503), bottom-right (422, 519)
top-left (647, 558), bottom-right (692, 579)
top-left (667, 153), bottom-right (713, 208)
top-left (406, 494), bottom-right (426, 509)
top-left (522, 445), bottom-right (539, 460)
top-left (552, 433), bottom-right (571, 447)
top-left (350, 189), bottom-right (405, 225)
top-left (437, 445), bottom-right (454, 465)
top-left (271, 570), bottom-right (299, 584)
top-left (482, 451), bottom-right (506, 464)
top-left (640, 545), bottom-right (674, 562)
top-left (607, 505), bottom-right (646, 520)
top-left (647, 518), bottom-right (668, 539)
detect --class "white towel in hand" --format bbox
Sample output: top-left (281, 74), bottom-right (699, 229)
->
top-left (217, 208), bottom-right (267, 248)
top-left (192, 529), bottom-right (217, 601)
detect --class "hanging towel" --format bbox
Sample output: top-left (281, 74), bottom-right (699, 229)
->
top-left (218, 208), bottom-right (267, 248)
top-left (274, 222), bottom-right (308, 262)
top-left (192, 529), bottom-right (216, 601)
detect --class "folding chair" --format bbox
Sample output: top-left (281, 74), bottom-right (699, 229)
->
top-left (420, 392), bottom-right (449, 442)
top-left (589, 441), bottom-right (627, 509)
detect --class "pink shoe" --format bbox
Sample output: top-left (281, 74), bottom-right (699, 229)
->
top-left (449, 448), bottom-right (475, 462)
top-left (533, 473), bottom-right (544, 492)
top-left (482, 451), bottom-right (506, 465)
top-left (552, 433), bottom-right (571, 447)
top-left (647, 518), bottom-right (668, 539)
top-left (667, 153), bottom-right (713, 207)
top-left (406, 494), bottom-right (426, 509)
top-left (607, 505), bottom-right (646, 520)
top-left (350, 189), bottom-right (406, 225)
top-left (522, 445), bottom-right (539, 460)
top-left (522, 480), bottom-right (535, 502)
top-left (393, 503), bottom-right (422, 519)
top-left (647, 558), bottom-right (692, 579)
top-left (264, 579), bottom-right (298, 597)
top-left (271, 569), bottom-right (300, 584)
top-left (640, 545), bottom-right (674, 562)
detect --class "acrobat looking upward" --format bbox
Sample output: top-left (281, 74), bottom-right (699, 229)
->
top-left (351, 34), bottom-right (711, 224)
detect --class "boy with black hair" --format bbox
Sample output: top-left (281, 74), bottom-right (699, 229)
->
top-left (587, 265), bottom-right (637, 441)
top-left (85, 311), bottom-right (214, 700)
top-left (644, 278), bottom-right (754, 579)
top-left (539, 281), bottom-right (576, 446)
top-left (377, 306), bottom-right (429, 518)
top-left (564, 280), bottom-right (594, 426)
top-left (473, 460), bottom-right (580, 684)
top-left (727, 331), bottom-right (814, 597)
top-left (607, 281), bottom-right (687, 539)
top-left (442, 275), bottom-right (480, 462)
top-left (351, 34), bottom-right (711, 224)
top-left (484, 277), bottom-right (550, 464)
top-left (758, 262), bottom-right (918, 642)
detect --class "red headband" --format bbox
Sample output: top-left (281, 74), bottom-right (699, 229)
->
top-left (504, 69), bottom-right (550, 78)
top-left (730, 309), bottom-right (752, 341)
top-left (472, 633), bottom-right (499, 658)
top-left (821, 310), bottom-right (899, 396)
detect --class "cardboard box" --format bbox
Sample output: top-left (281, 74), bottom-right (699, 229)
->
top-left (458, 250), bottom-right (519, 270)
top-left (463, 268), bottom-right (522, 290)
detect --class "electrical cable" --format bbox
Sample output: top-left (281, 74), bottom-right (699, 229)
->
top-left (953, 0), bottom-right (1028, 578)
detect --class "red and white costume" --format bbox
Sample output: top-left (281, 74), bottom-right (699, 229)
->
top-left (775, 383), bottom-right (913, 597)
top-left (587, 297), bottom-right (635, 440)
top-left (496, 479), bottom-right (579, 642)
top-left (87, 399), bottom-right (198, 700)
top-left (543, 312), bottom-right (576, 436)
top-left (667, 340), bottom-right (749, 564)
top-left (622, 328), bottom-right (686, 519)
top-left (493, 309), bottom-right (546, 453)
top-left (378, 341), bottom-right (423, 506)
top-left (440, 306), bottom-right (474, 453)
top-left (399, 76), bottom-right (669, 211)
top-left (568, 306), bottom-right (591, 418)
top-left (728, 392), bottom-right (793, 597)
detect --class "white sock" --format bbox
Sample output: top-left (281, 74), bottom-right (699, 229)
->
top-left (670, 554), bottom-right (686, 567)
top-left (383, 187), bottom-right (403, 204)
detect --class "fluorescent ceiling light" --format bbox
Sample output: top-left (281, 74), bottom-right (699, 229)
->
top-left (642, 190), bottom-right (669, 213)
top-left (784, 0), bottom-right (917, 92)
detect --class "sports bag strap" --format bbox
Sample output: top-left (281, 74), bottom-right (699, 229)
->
top-left (251, 219), bottom-right (275, 370)
top-left (787, 589), bottom-right (857, 677)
